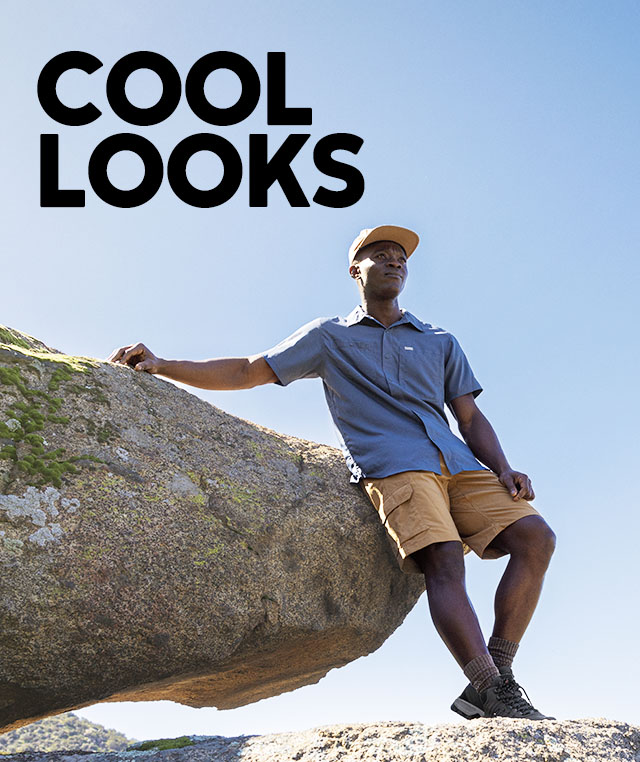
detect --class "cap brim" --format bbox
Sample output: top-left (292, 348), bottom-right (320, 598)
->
top-left (353, 225), bottom-right (419, 261)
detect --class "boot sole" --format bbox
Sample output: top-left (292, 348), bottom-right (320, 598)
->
top-left (451, 697), bottom-right (486, 719)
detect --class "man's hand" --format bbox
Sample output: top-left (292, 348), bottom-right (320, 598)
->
top-left (108, 343), bottom-right (163, 374)
top-left (498, 469), bottom-right (535, 501)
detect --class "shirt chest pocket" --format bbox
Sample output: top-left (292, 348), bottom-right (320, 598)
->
top-left (332, 339), bottom-right (385, 384)
top-left (398, 344), bottom-right (444, 402)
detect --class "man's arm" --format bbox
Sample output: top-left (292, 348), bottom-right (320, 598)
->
top-left (107, 342), bottom-right (278, 390)
top-left (448, 393), bottom-right (534, 501)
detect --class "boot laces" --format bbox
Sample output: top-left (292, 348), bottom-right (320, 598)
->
top-left (495, 675), bottom-right (538, 714)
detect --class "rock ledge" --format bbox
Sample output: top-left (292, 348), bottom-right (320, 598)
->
top-left (2, 719), bottom-right (639, 762)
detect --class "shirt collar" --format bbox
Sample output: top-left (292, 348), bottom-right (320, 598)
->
top-left (345, 305), bottom-right (425, 331)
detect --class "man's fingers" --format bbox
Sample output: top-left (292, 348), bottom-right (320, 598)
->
top-left (514, 474), bottom-right (534, 501)
top-left (501, 473), bottom-right (517, 497)
top-left (500, 469), bottom-right (535, 501)
top-left (107, 345), bottom-right (133, 363)
top-left (122, 351), bottom-right (141, 367)
top-left (521, 479), bottom-right (535, 501)
top-left (121, 343), bottom-right (147, 366)
top-left (107, 343), bottom-right (152, 367)
top-left (107, 343), bottom-right (159, 375)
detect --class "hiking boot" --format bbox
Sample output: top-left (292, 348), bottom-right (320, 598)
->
top-left (451, 672), bottom-right (554, 720)
top-left (450, 681), bottom-right (484, 719)
top-left (450, 665), bottom-right (511, 719)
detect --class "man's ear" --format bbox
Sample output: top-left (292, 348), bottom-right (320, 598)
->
top-left (349, 264), bottom-right (359, 279)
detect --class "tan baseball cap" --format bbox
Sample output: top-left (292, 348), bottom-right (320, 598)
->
top-left (348, 225), bottom-right (420, 264)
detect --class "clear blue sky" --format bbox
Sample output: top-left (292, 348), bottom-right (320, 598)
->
top-left (2, 0), bottom-right (639, 738)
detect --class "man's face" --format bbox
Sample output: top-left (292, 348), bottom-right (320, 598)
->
top-left (349, 240), bottom-right (408, 299)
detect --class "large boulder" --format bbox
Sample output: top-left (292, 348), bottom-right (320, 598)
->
top-left (0, 326), bottom-right (424, 733)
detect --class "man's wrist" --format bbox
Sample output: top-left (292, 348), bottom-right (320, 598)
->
top-left (155, 357), bottom-right (172, 375)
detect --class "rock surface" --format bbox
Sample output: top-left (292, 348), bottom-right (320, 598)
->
top-left (0, 712), bottom-right (135, 752)
top-left (1, 719), bottom-right (639, 761)
top-left (0, 326), bottom-right (424, 733)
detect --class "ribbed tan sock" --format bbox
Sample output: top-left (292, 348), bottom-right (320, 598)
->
top-left (463, 653), bottom-right (500, 694)
top-left (488, 636), bottom-right (519, 669)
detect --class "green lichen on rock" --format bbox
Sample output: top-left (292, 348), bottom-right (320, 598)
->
top-left (47, 414), bottom-right (70, 424)
top-left (0, 366), bottom-right (30, 397)
top-left (66, 381), bottom-right (110, 406)
top-left (2, 537), bottom-right (24, 554)
top-left (0, 327), bottom-right (32, 351)
top-left (127, 736), bottom-right (195, 752)
top-left (220, 478), bottom-right (260, 507)
top-left (85, 418), bottom-right (117, 443)
top-left (247, 440), bottom-right (266, 462)
top-left (0, 444), bottom-right (17, 460)
top-left (193, 540), bottom-right (226, 566)
top-left (15, 452), bottom-right (77, 488)
top-left (0, 355), bottom-right (102, 490)
top-left (0, 325), bottom-right (99, 381)
top-left (48, 366), bottom-right (74, 391)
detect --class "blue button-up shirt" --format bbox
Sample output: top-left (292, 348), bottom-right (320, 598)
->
top-left (263, 306), bottom-right (486, 482)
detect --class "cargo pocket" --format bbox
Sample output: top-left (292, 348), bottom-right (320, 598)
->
top-left (377, 481), bottom-right (412, 523)
top-left (378, 480), bottom-right (427, 547)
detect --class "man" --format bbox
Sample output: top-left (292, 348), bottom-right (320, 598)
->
top-left (108, 224), bottom-right (556, 720)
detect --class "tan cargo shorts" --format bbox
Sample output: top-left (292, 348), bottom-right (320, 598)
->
top-left (363, 453), bottom-right (541, 574)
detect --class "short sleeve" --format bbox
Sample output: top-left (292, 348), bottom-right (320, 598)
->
top-left (262, 318), bottom-right (326, 386)
top-left (444, 334), bottom-right (482, 403)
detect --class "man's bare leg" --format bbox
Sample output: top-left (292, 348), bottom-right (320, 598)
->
top-left (415, 532), bottom-right (556, 719)
top-left (485, 515), bottom-right (556, 644)
top-left (412, 540), bottom-right (488, 667)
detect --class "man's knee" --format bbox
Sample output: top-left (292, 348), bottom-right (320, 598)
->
top-left (412, 540), bottom-right (466, 583)
top-left (491, 515), bottom-right (556, 563)
top-left (538, 521), bottom-right (557, 561)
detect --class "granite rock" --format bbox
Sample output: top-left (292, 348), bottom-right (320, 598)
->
top-left (2, 718), bottom-right (639, 762)
top-left (0, 326), bottom-right (424, 733)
